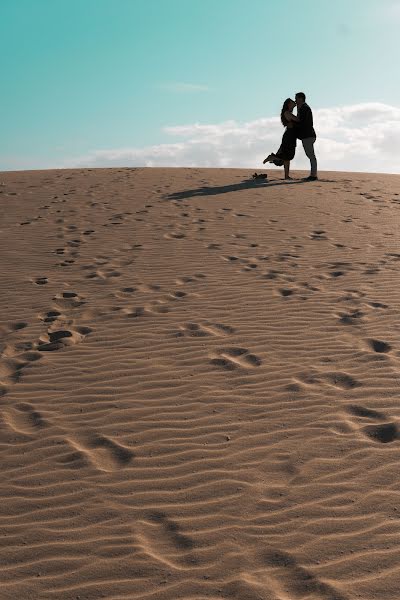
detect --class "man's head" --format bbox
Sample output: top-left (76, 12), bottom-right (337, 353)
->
top-left (295, 92), bottom-right (306, 106)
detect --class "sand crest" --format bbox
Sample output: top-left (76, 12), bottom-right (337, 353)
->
top-left (1, 167), bottom-right (400, 599)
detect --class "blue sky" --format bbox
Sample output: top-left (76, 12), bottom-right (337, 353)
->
top-left (1, 0), bottom-right (400, 171)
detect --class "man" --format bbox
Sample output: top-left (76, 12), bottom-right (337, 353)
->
top-left (295, 92), bottom-right (318, 181)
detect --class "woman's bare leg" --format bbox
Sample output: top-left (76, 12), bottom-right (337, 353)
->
top-left (284, 160), bottom-right (291, 179)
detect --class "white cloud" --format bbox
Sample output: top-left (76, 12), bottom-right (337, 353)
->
top-left (158, 82), bottom-right (210, 93)
top-left (68, 103), bottom-right (400, 174)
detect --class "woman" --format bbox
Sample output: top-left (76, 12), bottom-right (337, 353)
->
top-left (263, 98), bottom-right (299, 180)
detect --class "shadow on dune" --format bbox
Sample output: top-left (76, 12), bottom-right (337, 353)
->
top-left (164, 178), bottom-right (306, 201)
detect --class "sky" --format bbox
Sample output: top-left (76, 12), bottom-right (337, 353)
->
top-left (1, 0), bottom-right (400, 173)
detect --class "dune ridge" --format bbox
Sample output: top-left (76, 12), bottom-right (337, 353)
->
top-left (1, 167), bottom-right (400, 599)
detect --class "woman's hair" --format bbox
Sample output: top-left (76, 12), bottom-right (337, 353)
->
top-left (281, 98), bottom-right (293, 127)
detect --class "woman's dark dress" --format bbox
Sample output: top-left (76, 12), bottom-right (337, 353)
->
top-left (273, 127), bottom-right (297, 166)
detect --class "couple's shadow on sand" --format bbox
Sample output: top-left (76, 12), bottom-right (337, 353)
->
top-left (165, 176), bottom-right (325, 201)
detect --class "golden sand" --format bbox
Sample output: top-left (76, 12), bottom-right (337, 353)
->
top-left (1, 167), bottom-right (400, 599)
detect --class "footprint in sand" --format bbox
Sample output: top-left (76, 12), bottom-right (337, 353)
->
top-left (321, 372), bottom-right (362, 390)
top-left (94, 267), bottom-right (122, 280)
top-left (258, 547), bottom-right (348, 600)
top-left (114, 287), bottom-right (137, 299)
top-left (363, 265), bottom-right (381, 275)
top-left (135, 511), bottom-right (197, 568)
top-left (0, 352), bottom-right (42, 386)
top-left (210, 347), bottom-right (262, 370)
top-left (68, 432), bottom-right (134, 471)
top-left (240, 259), bottom-right (260, 271)
top-left (122, 301), bottom-right (170, 317)
top-left (336, 309), bottom-right (365, 325)
top-left (164, 231), bottom-right (186, 240)
top-left (37, 326), bottom-right (92, 352)
top-left (3, 402), bottom-right (47, 435)
top-left (310, 230), bottom-right (328, 240)
top-left (66, 239), bottom-right (83, 248)
top-left (2, 341), bottom-right (35, 357)
top-left (138, 283), bottom-right (162, 292)
top-left (367, 339), bottom-right (392, 354)
top-left (7, 321), bottom-right (28, 332)
top-left (53, 291), bottom-right (85, 308)
top-left (175, 274), bottom-right (206, 285)
top-left (39, 309), bottom-right (63, 324)
top-left (277, 287), bottom-right (296, 298)
top-left (175, 322), bottom-right (235, 338)
top-left (344, 405), bottom-right (399, 444)
top-left (262, 269), bottom-right (281, 280)
top-left (168, 290), bottom-right (187, 299)
top-left (221, 254), bottom-right (240, 263)
top-left (276, 252), bottom-right (300, 263)
top-left (58, 259), bottom-right (75, 267)
top-left (145, 301), bottom-right (170, 314)
top-left (299, 281), bottom-right (320, 293)
top-left (339, 289), bottom-right (366, 302)
top-left (33, 277), bottom-right (48, 285)
top-left (296, 370), bottom-right (361, 390)
top-left (367, 301), bottom-right (389, 309)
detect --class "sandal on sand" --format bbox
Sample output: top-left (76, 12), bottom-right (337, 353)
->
top-left (252, 172), bottom-right (268, 180)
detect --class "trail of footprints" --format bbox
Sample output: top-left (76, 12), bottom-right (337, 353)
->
top-left (113, 273), bottom-right (205, 318)
top-left (3, 402), bottom-right (48, 436)
top-left (53, 222), bottom-right (91, 267)
top-left (109, 266), bottom-right (263, 371)
top-left (213, 226), bottom-right (400, 308)
top-left (0, 286), bottom-right (93, 440)
top-left (5, 179), bottom-right (400, 494)
top-left (66, 431), bottom-right (134, 472)
top-left (6, 257), bottom-right (264, 457)
top-left (345, 404), bottom-right (400, 444)
top-left (174, 318), bottom-right (262, 371)
top-left (136, 511), bottom-right (198, 570)
top-left (37, 292), bottom-right (92, 353)
top-left (1, 304), bottom-right (134, 473)
top-left (3, 400), bottom-right (134, 472)
top-left (2, 191), bottom-right (143, 471)
top-left (80, 245), bottom-right (142, 280)
top-left (111, 269), bottom-right (263, 372)
top-left (175, 322), bottom-right (234, 338)
top-left (1, 292), bottom-right (92, 378)
top-left (294, 346), bottom-right (399, 446)
top-left (210, 347), bottom-right (262, 370)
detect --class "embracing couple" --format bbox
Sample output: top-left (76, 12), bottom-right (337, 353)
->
top-left (263, 92), bottom-right (318, 181)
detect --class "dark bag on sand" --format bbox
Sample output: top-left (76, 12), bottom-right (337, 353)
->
top-left (252, 172), bottom-right (268, 180)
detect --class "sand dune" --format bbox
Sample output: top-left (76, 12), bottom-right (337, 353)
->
top-left (1, 166), bottom-right (400, 599)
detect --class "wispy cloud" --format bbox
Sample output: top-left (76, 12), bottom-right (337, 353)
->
top-left (158, 82), bottom-right (210, 93)
top-left (68, 103), bottom-right (400, 174)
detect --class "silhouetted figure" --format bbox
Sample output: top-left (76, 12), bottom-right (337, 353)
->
top-left (263, 98), bottom-right (298, 180)
top-left (295, 92), bottom-right (318, 181)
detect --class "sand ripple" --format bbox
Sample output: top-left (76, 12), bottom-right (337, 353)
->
top-left (1, 168), bottom-right (400, 598)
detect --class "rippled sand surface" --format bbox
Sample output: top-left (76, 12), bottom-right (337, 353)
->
top-left (1, 167), bottom-right (400, 599)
